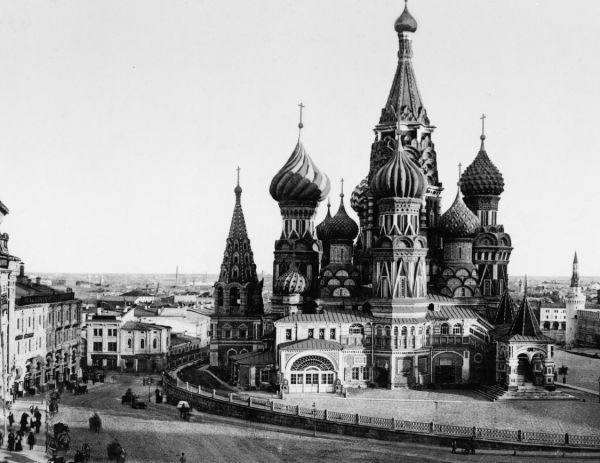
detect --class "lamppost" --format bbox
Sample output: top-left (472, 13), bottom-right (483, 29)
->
top-left (312, 402), bottom-right (316, 437)
top-left (597, 376), bottom-right (600, 404)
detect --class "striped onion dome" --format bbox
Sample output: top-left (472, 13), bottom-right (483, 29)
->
top-left (370, 149), bottom-right (427, 200)
top-left (275, 268), bottom-right (308, 295)
top-left (350, 176), bottom-right (369, 214)
top-left (270, 140), bottom-right (330, 203)
top-left (438, 190), bottom-right (481, 238)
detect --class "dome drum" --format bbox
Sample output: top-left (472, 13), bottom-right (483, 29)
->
top-left (278, 202), bottom-right (318, 219)
top-left (377, 197), bottom-right (422, 215)
top-left (464, 195), bottom-right (500, 213)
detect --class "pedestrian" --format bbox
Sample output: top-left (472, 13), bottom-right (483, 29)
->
top-left (179, 452), bottom-right (186, 463)
top-left (8, 411), bottom-right (14, 428)
top-left (34, 419), bottom-right (41, 434)
top-left (14, 432), bottom-right (22, 452)
top-left (19, 413), bottom-right (28, 432)
top-left (0, 429), bottom-right (4, 448)
top-left (451, 440), bottom-right (457, 454)
top-left (28, 405), bottom-right (33, 415)
top-left (7, 430), bottom-right (14, 451)
top-left (26, 431), bottom-right (34, 451)
top-left (34, 406), bottom-right (39, 416)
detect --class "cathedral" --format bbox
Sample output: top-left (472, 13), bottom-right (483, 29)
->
top-left (211, 3), bottom-right (557, 393)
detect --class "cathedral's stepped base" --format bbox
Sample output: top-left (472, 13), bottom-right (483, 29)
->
top-left (499, 384), bottom-right (580, 401)
top-left (473, 384), bottom-right (506, 401)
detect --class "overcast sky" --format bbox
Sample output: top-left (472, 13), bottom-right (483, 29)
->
top-left (0, 0), bottom-right (599, 277)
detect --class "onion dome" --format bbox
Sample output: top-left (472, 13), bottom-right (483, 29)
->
top-left (322, 183), bottom-right (359, 241)
top-left (395, 1), bottom-right (417, 34)
top-left (370, 149), bottom-right (427, 200)
top-left (316, 199), bottom-right (332, 240)
top-left (275, 267), bottom-right (308, 295)
top-left (438, 191), bottom-right (481, 238)
top-left (270, 140), bottom-right (331, 203)
top-left (350, 176), bottom-right (369, 214)
top-left (460, 135), bottom-right (505, 196)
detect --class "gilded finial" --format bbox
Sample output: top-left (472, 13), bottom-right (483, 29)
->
top-left (236, 166), bottom-right (240, 186)
top-left (457, 163), bottom-right (462, 187)
top-left (340, 178), bottom-right (344, 198)
top-left (298, 102), bottom-right (305, 138)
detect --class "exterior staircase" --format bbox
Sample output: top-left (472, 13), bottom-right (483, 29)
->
top-left (473, 384), bottom-right (507, 401)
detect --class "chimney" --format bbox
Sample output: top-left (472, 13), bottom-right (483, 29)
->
top-left (35, 277), bottom-right (41, 285)
top-left (19, 262), bottom-right (25, 277)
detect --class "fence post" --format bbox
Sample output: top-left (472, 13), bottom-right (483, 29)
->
top-left (198, 385), bottom-right (201, 394)
top-left (212, 389), bottom-right (216, 399)
top-left (429, 422), bottom-right (434, 433)
top-left (248, 397), bottom-right (253, 407)
top-left (324, 410), bottom-right (328, 421)
top-left (472, 426), bottom-right (477, 438)
top-left (229, 393), bottom-right (233, 403)
top-left (186, 382), bottom-right (189, 391)
top-left (565, 433), bottom-right (569, 445)
top-left (517, 430), bottom-right (522, 442)
top-left (355, 414), bottom-right (360, 424)
top-left (271, 401), bottom-right (275, 411)
top-left (391, 417), bottom-right (395, 430)
top-left (296, 405), bottom-right (300, 416)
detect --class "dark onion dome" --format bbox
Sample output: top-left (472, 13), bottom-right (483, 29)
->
top-left (350, 176), bottom-right (369, 213)
top-left (275, 267), bottom-right (308, 295)
top-left (394, 1), bottom-right (417, 34)
top-left (322, 194), bottom-right (359, 242)
top-left (270, 140), bottom-right (331, 203)
top-left (370, 149), bottom-right (427, 200)
top-left (438, 190), bottom-right (481, 238)
top-left (316, 200), bottom-right (332, 240)
top-left (460, 136), bottom-right (505, 196)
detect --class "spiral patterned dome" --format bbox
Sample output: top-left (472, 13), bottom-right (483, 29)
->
top-left (319, 195), bottom-right (359, 242)
top-left (275, 268), bottom-right (308, 295)
top-left (370, 150), bottom-right (427, 200)
top-left (350, 176), bottom-right (369, 214)
top-left (316, 201), bottom-right (332, 240)
top-left (460, 137), bottom-right (504, 197)
top-left (270, 140), bottom-right (331, 203)
top-left (438, 191), bottom-right (481, 238)
top-left (394, 2), bottom-right (418, 34)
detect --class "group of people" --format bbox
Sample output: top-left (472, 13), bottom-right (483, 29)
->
top-left (451, 438), bottom-right (477, 455)
top-left (1, 429), bottom-right (36, 452)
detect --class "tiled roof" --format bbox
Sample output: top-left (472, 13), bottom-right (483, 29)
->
top-left (275, 309), bottom-right (372, 325)
top-left (494, 291), bottom-right (515, 325)
top-left (501, 297), bottom-right (552, 343)
top-left (427, 306), bottom-right (494, 329)
top-left (372, 318), bottom-right (424, 325)
top-left (279, 339), bottom-right (344, 351)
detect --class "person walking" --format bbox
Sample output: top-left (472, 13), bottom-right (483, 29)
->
top-left (451, 440), bottom-right (457, 454)
top-left (14, 431), bottom-right (22, 452)
top-left (179, 452), bottom-right (186, 463)
top-left (0, 430), bottom-right (4, 448)
top-left (26, 431), bottom-right (34, 451)
top-left (8, 411), bottom-right (14, 428)
top-left (7, 430), bottom-right (15, 451)
top-left (28, 405), bottom-right (33, 415)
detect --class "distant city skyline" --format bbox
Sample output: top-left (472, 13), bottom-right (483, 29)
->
top-left (1, 0), bottom-right (599, 275)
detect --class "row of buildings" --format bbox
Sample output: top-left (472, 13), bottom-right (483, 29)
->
top-left (208, 4), bottom-right (597, 394)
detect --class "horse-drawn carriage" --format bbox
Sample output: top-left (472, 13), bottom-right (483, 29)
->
top-left (88, 413), bottom-right (102, 433)
top-left (130, 396), bottom-right (146, 410)
top-left (107, 440), bottom-right (126, 463)
top-left (73, 384), bottom-right (88, 395)
top-left (121, 389), bottom-right (134, 405)
top-left (46, 422), bottom-right (70, 452)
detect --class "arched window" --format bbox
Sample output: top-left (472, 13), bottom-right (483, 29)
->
top-left (385, 327), bottom-right (391, 337)
top-left (127, 339), bottom-right (132, 348)
top-left (410, 326), bottom-right (415, 336)
top-left (440, 323), bottom-right (450, 335)
top-left (230, 287), bottom-right (240, 307)
top-left (401, 326), bottom-right (407, 336)
top-left (453, 324), bottom-right (463, 335)
top-left (216, 287), bottom-right (224, 307)
top-left (153, 339), bottom-right (158, 349)
top-left (350, 324), bottom-right (364, 335)
top-left (393, 327), bottom-right (398, 336)
top-left (140, 339), bottom-right (145, 349)
top-left (543, 322), bottom-right (550, 330)
top-left (376, 326), bottom-right (383, 336)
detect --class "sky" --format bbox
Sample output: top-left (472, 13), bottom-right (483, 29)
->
top-left (0, 0), bottom-right (599, 277)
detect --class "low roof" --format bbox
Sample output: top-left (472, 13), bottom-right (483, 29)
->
top-left (231, 350), bottom-right (275, 366)
top-left (275, 309), bottom-right (372, 325)
top-left (121, 321), bottom-right (170, 331)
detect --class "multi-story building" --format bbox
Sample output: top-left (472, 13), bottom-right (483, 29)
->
top-left (86, 308), bottom-right (171, 372)
top-left (14, 264), bottom-right (83, 393)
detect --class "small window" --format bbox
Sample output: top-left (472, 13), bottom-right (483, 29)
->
top-left (127, 339), bottom-right (132, 348)
top-left (308, 328), bottom-right (314, 339)
top-left (329, 329), bottom-right (336, 340)
top-left (153, 339), bottom-right (158, 349)
top-left (285, 329), bottom-right (292, 340)
top-left (319, 328), bottom-right (325, 340)
top-left (140, 339), bottom-right (145, 349)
